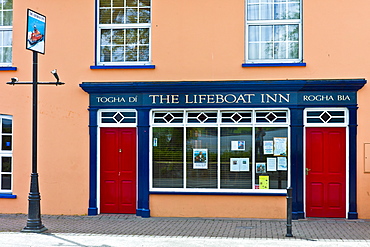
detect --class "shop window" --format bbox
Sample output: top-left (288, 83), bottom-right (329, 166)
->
top-left (0, 0), bottom-right (12, 66)
top-left (151, 109), bottom-right (289, 192)
top-left (245, 0), bottom-right (302, 64)
top-left (97, 0), bottom-right (151, 65)
top-left (0, 115), bottom-right (12, 192)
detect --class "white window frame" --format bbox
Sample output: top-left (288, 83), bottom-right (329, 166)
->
top-left (96, 0), bottom-right (152, 66)
top-left (150, 108), bottom-right (290, 194)
top-left (245, 0), bottom-right (303, 64)
top-left (0, 115), bottom-right (12, 193)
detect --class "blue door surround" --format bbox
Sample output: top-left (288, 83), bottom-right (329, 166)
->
top-left (80, 79), bottom-right (366, 219)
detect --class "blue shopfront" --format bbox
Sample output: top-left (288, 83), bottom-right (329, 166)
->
top-left (80, 79), bottom-right (366, 219)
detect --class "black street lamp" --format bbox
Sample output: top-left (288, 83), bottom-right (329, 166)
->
top-left (7, 51), bottom-right (64, 233)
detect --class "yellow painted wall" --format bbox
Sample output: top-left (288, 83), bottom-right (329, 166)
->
top-left (0, 0), bottom-right (369, 218)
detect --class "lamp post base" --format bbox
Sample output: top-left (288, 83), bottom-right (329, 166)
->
top-left (21, 224), bottom-right (48, 233)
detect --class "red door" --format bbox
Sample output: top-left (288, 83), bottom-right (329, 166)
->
top-left (100, 128), bottom-right (136, 214)
top-left (306, 127), bottom-right (346, 218)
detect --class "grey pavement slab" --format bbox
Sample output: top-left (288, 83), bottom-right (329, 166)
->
top-left (1, 214), bottom-right (370, 245)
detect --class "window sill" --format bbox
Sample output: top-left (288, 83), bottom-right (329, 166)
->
top-left (242, 62), bottom-right (306, 68)
top-left (150, 191), bottom-right (287, 196)
top-left (0, 67), bottom-right (17, 71)
top-left (0, 193), bottom-right (17, 199)
top-left (90, 65), bottom-right (155, 70)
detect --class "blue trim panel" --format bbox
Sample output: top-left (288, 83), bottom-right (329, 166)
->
top-left (150, 192), bottom-right (287, 196)
top-left (348, 106), bottom-right (358, 219)
top-left (88, 108), bottom-right (99, 216)
top-left (137, 108), bottom-right (151, 218)
top-left (0, 67), bottom-right (17, 71)
top-left (0, 194), bottom-right (17, 199)
top-left (90, 65), bottom-right (155, 70)
top-left (80, 79), bottom-right (366, 94)
top-left (290, 107), bottom-right (305, 220)
top-left (242, 63), bottom-right (306, 67)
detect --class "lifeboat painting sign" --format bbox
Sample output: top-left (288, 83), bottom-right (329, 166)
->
top-left (26, 9), bottom-right (46, 54)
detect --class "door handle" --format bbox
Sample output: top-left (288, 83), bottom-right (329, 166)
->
top-left (305, 168), bottom-right (311, 175)
top-left (119, 149), bottom-right (122, 153)
top-left (118, 172), bottom-right (121, 176)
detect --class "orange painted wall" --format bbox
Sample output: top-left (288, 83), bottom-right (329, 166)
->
top-left (0, 0), bottom-right (369, 218)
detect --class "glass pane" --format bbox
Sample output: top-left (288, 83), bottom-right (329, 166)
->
top-left (139, 0), bottom-right (150, 7)
top-left (274, 25), bottom-right (286, 41)
top-left (1, 157), bottom-right (11, 172)
top-left (125, 45), bottom-right (137, 61)
top-left (248, 43), bottom-right (259, 60)
top-left (261, 2), bottom-right (273, 20)
top-left (261, 25), bottom-right (273, 41)
top-left (112, 29), bottom-right (124, 45)
top-left (3, 10), bottom-right (11, 26)
top-left (101, 29), bottom-right (112, 45)
top-left (274, 3), bottom-right (286, 20)
top-left (3, 0), bottom-right (12, 10)
top-left (126, 8), bottom-right (138, 23)
top-left (2, 135), bottom-right (11, 150)
top-left (255, 127), bottom-right (288, 189)
top-left (2, 46), bottom-right (11, 63)
top-left (126, 29), bottom-right (137, 44)
top-left (288, 2), bottom-right (300, 19)
top-left (139, 45), bottom-right (149, 61)
top-left (1, 174), bottom-right (11, 190)
top-left (220, 127), bottom-right (252, 189)
top-left (99, 8), bottom-right (111, 24)
top-left (100, 46), bottom-right (111, 62)
top-left (139, 28), bottom-right (149, 44)
top-left (112, 46), bottom-right (124, 62)
top-left (127, 0), bottom-right (138, 7)
top-left (152, 128), bottom-right (184, 188)
top-left (100, 0), bottom-right (111, 7)
top-left (247, 3), bottom-right (259, 20)
top-left (261, 43), bottom-right (273, 59)
top-left (288, 42), bottom-right (298, 59)
top-left (113, 0), bottom-right (124, 7)
top-left (3, 30), bottom-right (11, 45)
top-left (186, 127), bottom-right (218, 188)
top-left (274, 42), bottom-right (287, 59)
top-left (139, 8), bottom-right (150, 23)
top-left (2, 118), bottom-right (12, 133)
top-left (112, 8), bottom-right (125, 24)
top-left (249, 26), bottom-right (259, 42)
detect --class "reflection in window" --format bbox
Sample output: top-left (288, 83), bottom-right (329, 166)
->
top-left (152, 128), bottom-right (183, 188)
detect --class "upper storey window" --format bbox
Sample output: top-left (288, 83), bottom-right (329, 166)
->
top-left (97, 0), bottom-right (151, 65)
top-left (245, 0), bottom-right (302, 64)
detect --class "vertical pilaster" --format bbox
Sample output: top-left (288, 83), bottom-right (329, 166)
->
top-left (88, 108), bottom-right (98, 215)
top-left (136, 108), bottom-right (151, 217)
top-left (348, 105), bottom-right (358, 219)
top-left (290, 106), bottom-right (305, 219)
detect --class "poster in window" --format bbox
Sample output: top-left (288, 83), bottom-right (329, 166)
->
top-left (230, 158), bottom-right (250, 172)
top-left (26, 9), bottom-right (46, 54)
top-left (259, 176), bottom-right (269, 189)
top-left (263, 141), bottom-right (273, 155)
top-left (193, 149), bottom-right (208, 169)
top-left (278, 157), bottom-right (287, 171)
top-left (273, 137), bottom-right (287, 156)
top-left (231, 141), bottom-right (245, 151)
top-left (266, 158), bottom-right (277, 171)
top-left (240, 158), bottom-right (249, 171)
top-left (256, 162), bottom-right (266, 173)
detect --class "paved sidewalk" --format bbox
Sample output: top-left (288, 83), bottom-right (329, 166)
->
top-left (1, 214), bottom-right (370, 245)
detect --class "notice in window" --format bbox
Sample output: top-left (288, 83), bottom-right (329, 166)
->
top-left (256, 162), bottom-right (266, 173)
top-left (230, 158), bottom-right (250, 172)
top-left (231, 141), bottom-right (245, 151)
top-left (278, 157), bottom-right (287, 171)
top-left (263, 141), bottom-right (274, 155)
top-left (273, 137), bottom-right (287, 156)
top-left (259, 176), bottom-right (269, 189)
top-left (193, 149), bottom-right (208, 169)
top-left (267, 158), bottom-right (277, 171)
